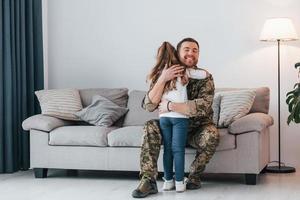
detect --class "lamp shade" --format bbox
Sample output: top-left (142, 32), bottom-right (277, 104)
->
top-left (260, 18), bottom-right (298, 41)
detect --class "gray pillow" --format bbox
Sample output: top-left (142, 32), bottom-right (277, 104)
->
top-left (75, 95), bottom-right (129, 127)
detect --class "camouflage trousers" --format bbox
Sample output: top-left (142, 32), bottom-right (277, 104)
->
top-left (139, 119), bottom-right (219, 183)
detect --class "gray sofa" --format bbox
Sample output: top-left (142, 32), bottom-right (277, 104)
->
top-left (22, 87), bottom-right (273, 185)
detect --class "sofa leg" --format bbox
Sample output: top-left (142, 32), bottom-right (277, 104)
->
top-left (245, 174), bottom-right (257, 185)
top-left (34, 168), bottom-right (48, 178)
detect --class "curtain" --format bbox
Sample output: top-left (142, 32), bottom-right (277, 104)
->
top-left (0, 0), bottom-right (44, 173)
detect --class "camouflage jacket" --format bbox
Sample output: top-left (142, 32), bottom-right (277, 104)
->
top-left (142, 74), bottom-right (215, 130)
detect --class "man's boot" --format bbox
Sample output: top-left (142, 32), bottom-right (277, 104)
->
top-left (186, 175), bottom-right (202, 190)
top-left (132, 177), bottom-right (158, 198)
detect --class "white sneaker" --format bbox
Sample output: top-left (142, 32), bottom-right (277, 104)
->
top-left (175, 177), bottom-right (188, 192)
top-left (162, 177), bottom-right (175, 191)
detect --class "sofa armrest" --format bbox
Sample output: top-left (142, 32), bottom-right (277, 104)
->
top-left (22, 114), bottom-right (74, 132)
top-left (228, 113), bottom-right (273, 135)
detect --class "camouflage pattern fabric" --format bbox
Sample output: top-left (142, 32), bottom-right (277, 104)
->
top-left (139, 119), bottom-right (162, 180)
top-left (140, 74), bottom-right (220, 184)
top-left (187, 124), bottom-right (219, 183)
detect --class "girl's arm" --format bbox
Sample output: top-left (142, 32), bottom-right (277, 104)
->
top-left (142, 65), bottom-right (184, 111)
top-left (159, 74), bottom-right (215, 118)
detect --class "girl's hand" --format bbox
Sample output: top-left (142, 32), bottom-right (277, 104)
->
top-left (158, 99), bottom-right (170, 114)
top-left (158, 64), bottom-right (184, 83)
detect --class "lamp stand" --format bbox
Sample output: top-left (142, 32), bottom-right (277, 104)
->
top-left (266, 40), bottom-right (296, 173)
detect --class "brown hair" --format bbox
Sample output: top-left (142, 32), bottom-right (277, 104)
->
top-left (176, 37), bottom-right (199, 52)
top-left (147, 41), bottom-right (188, 93)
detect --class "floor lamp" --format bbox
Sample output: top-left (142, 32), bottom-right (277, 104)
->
top-left (260, 18), bottom-right (298, 173)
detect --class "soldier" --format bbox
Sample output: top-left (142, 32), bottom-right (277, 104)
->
top-left (132, 38), bottom-right (220, 198)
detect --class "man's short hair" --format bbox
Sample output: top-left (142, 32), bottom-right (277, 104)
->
top-left (176, 38), bottom-right (199, 52)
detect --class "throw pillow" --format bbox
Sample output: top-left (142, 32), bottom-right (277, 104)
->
top-left (35, 88), bottom-right (83, 121)
top-left (218, 90), bottom-right (256, 127)
top-left (75, 95), bottom-right (129, 127)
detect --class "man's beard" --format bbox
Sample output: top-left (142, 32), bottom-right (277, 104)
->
top-left (181, 56), bottom-right (198, 67)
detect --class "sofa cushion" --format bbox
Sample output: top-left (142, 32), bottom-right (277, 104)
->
top-left (108, 126), bottom-right (143, 147)
top-left (35, 88), bottom-right (83, 121)
top-left (123, 90), bottom-right (159, 126)
top-left (107, 126), bottom-right (236, 151)
top-left (75, 95), bottom-right (128, 127)
top-left (49, 126), bottom-right (117, 146)
top-left (249, 87), bottom-right (270, 114)
top-left (217, 90), bottom-right (256, 127)
top-left (79, 88), bottom-right (128, 127)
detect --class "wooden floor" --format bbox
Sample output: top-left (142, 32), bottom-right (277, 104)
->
top-left (1, 168), bottom-right (300, 200)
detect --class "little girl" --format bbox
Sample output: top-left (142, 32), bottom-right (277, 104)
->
top-left (147, 41), bottom-right (207, 192)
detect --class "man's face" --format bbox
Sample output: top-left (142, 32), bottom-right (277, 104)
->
top-left (178, 41), bottom-right (199, 68)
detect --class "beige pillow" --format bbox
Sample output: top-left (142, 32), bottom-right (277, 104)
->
top-left (218, 90), bottom-right (256, 127)
top-left (35, 88), bottom-right (83, 121)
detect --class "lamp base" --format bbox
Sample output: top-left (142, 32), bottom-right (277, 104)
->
top-left (266, 166), bottom-right (296, 173)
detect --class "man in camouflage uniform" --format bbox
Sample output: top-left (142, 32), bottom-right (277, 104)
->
top-left (132, 38), bottom-right (220, 198)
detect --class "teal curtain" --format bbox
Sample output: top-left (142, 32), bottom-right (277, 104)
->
top-left (0, 0), bottom-right (44, 173)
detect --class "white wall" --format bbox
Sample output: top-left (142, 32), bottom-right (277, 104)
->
top-left (44, 0), bottom-right (300, 167)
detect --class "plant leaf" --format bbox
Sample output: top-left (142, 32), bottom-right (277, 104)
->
top-left (287, 90), bottom-right (295, 96)
top-left (294, 88), bottom-right (300, 96)
top-left (288, 98), bottom-right (296, 112)
top-left (294, 83), bottom-right (300, 88)
top-left (286, 81), bottom-right (300, 125)
top-left (294, 101), bottom-right (300, 123)
top-left (286, 95), bottom-right (294, 104)
top-left (287, 114), bottom-right (293, 125)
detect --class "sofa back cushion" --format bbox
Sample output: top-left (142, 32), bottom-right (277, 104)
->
top-left (123, 90), bottom-right (220, 127)
top-left (79, 88), bottom-right (129, 126)
top-left (249, 87), bottom-right (270, 114)
top-left (123, 87), bottom-right (270, 127)
top-left (123, 90), bottom-right (159, 126)
top-left (79, 88), bottom-right (128, 108)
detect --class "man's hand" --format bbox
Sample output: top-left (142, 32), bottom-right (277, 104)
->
top-left (158, 99), bottom-right (170, 114)
top-left (158, 64), bottom-right (184, 83)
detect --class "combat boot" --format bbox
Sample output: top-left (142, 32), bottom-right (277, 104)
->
top-left (132, 177), bottom-right (158, 198)
top-left (186, 177), bottom-right (202, 190)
